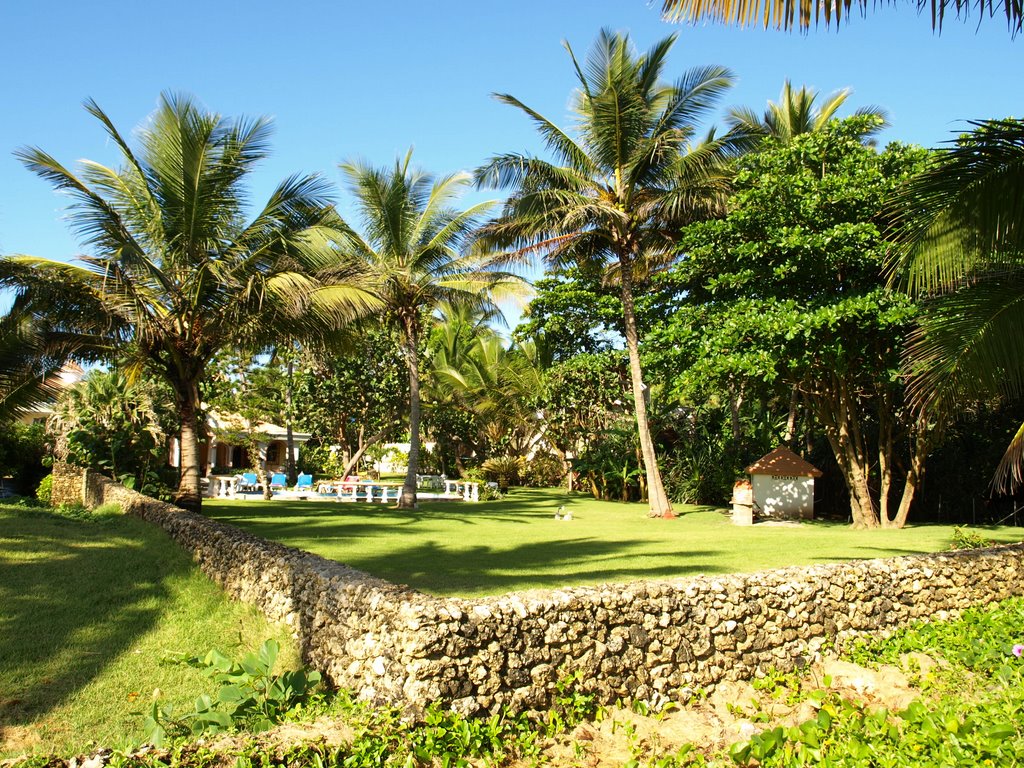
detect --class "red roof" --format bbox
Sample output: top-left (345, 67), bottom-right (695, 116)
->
top-left (745, 446), bottom-right (822, 478)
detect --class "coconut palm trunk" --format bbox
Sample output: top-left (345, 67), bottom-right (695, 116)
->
top-left (285, 356), bottom-right (297, 485)
top-left (174, 382), bottom-right (205, 513)
top-left (619, 259), bottom-right (673, 518)
top-left (401, 316), bottom-right (422, 508)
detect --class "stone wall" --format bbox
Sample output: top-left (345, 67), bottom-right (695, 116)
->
top-left (71, 467), bottom-right (1024, 716)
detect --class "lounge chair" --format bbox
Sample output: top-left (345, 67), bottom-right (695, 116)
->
top-left (295, 473), bottom-right (313, 491)
top-left (269, 472), bottom-right (288, 492)
top-left (237, 472), bottom-right (261, 493)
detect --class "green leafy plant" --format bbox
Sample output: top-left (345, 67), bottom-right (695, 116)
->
top-left (480, 455), bottom-right (524, 493)
top-left (949, 525), bottom-right (996, 550)
top-left (35, 472), bottom-right (52, 504)
top-left (544, 670), bottom-right (599, 736)
top-left (144, 639), bottom-right (322, 745)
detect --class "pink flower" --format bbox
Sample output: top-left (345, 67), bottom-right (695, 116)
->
top-left (1012, 644), bottom-right (1024, 657)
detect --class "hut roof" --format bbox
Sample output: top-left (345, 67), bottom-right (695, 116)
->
top-left (746, 446), bottom-right (822, 478)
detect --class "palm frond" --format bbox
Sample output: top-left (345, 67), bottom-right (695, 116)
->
top-left (661, 0), bottom-right (1024, 33)
top-left (888, 118), bottom-right (1024, 295)
top-left (993, 420), bottom-right (1024, 493)
top-left (904, 279), bottom-right (1024, 414)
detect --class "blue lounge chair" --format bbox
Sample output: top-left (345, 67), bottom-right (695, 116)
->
top-left (238, 472), bottom-right (260, 493)
top-left (269, 472), bottom-right (288, 492)
top-left (295, 473), bottom-right (313, 491)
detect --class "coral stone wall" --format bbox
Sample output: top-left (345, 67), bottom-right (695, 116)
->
top-left (68, 467), bottom-right (1024, 716)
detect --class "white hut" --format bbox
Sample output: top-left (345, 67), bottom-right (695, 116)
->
top-left (745, 447), bottom-right (822, 520)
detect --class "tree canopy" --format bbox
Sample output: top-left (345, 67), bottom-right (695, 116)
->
top-left (0, 93), bottom-right (370, 511)
top-left (656, 117), bottom-right (932, 527)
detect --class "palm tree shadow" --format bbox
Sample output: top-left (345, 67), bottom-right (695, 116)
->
top-left (343, 536), bottom-right (727, 597)
top-left (0, 509), bottom-right (183, 732)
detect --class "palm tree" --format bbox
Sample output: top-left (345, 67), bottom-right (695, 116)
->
top-left (727, 80), bottom-right (888, 145)
top-left (475, 29), bottom-right (741, 518)
top-left (432, 331), bottom-right (546, 456)
top-left (0, 93), bottom-right (370, 512)
top-left (888, 118), bottom-right (1024, 490)
top-left (330, 151), bottom-right (521, 508)
top-left (661, 0), bottom-right (1022, 34)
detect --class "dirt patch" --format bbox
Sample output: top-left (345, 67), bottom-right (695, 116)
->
top-left (521, 654), bottom-right (927, 766)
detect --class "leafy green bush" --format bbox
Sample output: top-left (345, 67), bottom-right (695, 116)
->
top-left (297, 442), bottom-right (347, 478)
top-left (144, 639), bottom-right (322, 745)
top-left (35, 473), bottom-right (52, 504)
top-left (949, 525), bottom-right (997, 550)
top-left (520, 452), bottom-right (566, 488)
top-left (481, 455), bottom-right (524, 492)
top-left (732, 598), bottom-right (1024, 766)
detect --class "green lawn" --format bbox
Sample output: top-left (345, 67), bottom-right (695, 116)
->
top-left (203, 488), bottom-right (1024, 598)
top-left (0, 504), bottom-right (297, 758)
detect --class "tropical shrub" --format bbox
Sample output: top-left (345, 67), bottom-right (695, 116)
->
top-left (35, 473), bottom-right (51, 504)
top-left (573, 424), bottom-right (644, 502)
top-left (0, 421), bottom-right (49, 496)
top-left (50, 370), bottom-right (174, 497)
top-left (296, 442), bottom-right (347, 478)
top-left (480, 455), bottom-right (524, 492)
top-left (520, 452), bottom-right (566, 488)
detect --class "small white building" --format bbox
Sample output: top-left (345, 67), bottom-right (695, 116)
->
top-left (745, 446), bottom-right (822, 520)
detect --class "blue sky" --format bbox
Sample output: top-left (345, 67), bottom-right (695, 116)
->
top-left (0, 0), bottom-right (1018, 326)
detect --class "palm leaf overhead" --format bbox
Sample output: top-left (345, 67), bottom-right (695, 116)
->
top-left (889, 118), bottom-right (1024, 491)
top-left (476, 29), bottom-right (741, 518)
top-left (1, 93), bottom-right (371, 511)
top-left (661, 0), bottom-right (1023, 33)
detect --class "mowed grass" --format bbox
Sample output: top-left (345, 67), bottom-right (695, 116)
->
top-left (203, 487), bottom-right (1024, 598)
top-left (0, 504), bottom-right (297, 758)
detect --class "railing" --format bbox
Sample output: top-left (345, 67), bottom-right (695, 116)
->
top-left (444, 480), bottom-right (480, 502)
top-left (205, 475), bottom-right (240, 498)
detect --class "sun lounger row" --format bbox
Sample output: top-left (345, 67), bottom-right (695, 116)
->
top-left (236, 472), bottom-right (313, 493)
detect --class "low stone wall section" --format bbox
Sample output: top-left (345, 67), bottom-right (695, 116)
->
top-left (58, 465), bottom-right (1024, 716)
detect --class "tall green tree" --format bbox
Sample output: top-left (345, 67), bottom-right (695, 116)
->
top-left (0, 94), bottom-right (370, 511)
top-left (888, 118), bottom-right (1024, 491)
top-left (727, 80), bottom-right (888, 145)
top-left (432, 332), bottom-right (546, 456)
top-left (295, 326), bottom-right (407, 479)
top-left (330, 151), bottom-right (520, 508)
top-left (660, 118), bottom-right (932, 527)
top-left (476, 29), bottom-right (740, 518)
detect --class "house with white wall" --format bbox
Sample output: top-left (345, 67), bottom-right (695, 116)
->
top-left (745, 446), bottom-right (822, 520)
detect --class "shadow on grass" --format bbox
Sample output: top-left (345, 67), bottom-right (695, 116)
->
top-left (346, 536), bottom-right (727, 596)
top-left (0, 508), bottom-right (184, 729)
top-left (205, 496), bottom-right (728, 597)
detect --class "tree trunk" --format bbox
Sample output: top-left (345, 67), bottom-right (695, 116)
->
top-left (784, 386), bottom-right (799, 445)
top-left (285, 356), bottom-right (297, 485)
top-left (886, 412), bottom-right (932, 529)
top-left (174, 382), bottom-right (203, 513)
top-left (877, 390), bottom-right (895, 527)
top-left (809, 376), bottom-right (879, 528)
top-left (338, 426), bottom-right (391, 481)
top-left (728, 381), bottom-right (743, 441)
top-left (400, 318), bottom-right (421, 509)
top-left (618, 263), bottom-right (673, 518)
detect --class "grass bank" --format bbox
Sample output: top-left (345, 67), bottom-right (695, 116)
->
top-left (0, 503), bottom-right (296, 758)
top-left (203, 487), bottom-right (1024, 597)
